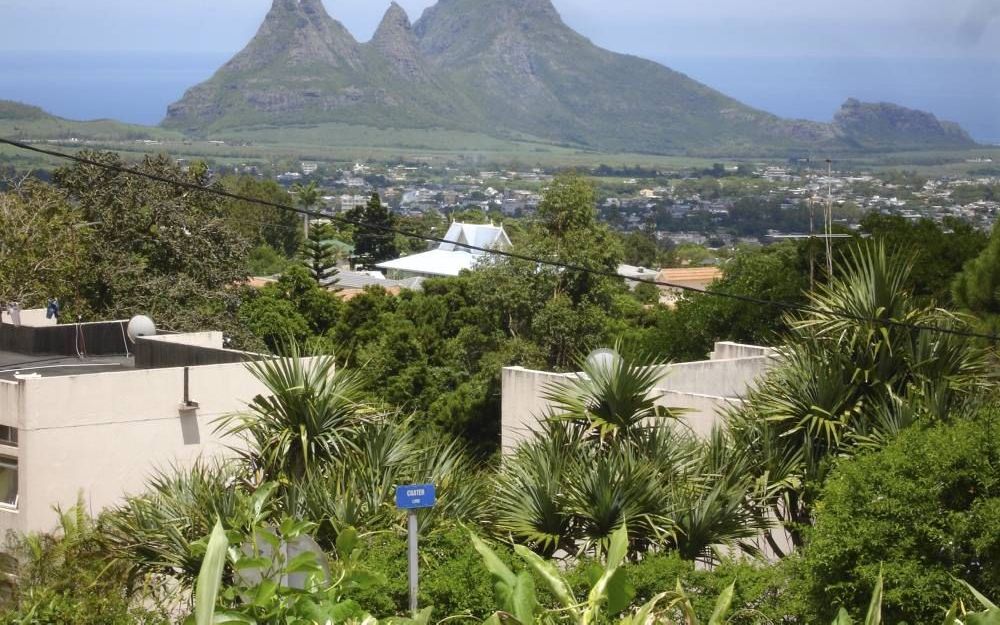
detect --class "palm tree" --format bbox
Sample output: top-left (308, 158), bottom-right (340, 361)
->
top-left (542, 347), bottom-right (682, 440)
top-left (103, 462), bottom-right (269, 590)
top-left (292, 417), bottom-right (488, 543)
top-left (292, 181), bottom-right (321, 237)
top-left (215, 347), bottom-right (372, 483)
top-left (728, 242), bottom-right (992, 548)
top-left (494, 348), bottom-right (763, 562)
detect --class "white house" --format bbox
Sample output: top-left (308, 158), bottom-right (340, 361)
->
top-left (376, 221), bottom-right (512, 280)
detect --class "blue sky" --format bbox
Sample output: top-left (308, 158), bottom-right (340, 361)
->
top-left (1, 0), bottom-right (998, 59)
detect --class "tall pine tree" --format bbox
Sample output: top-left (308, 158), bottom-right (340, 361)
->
top-left (301, 222), bottom-right (339, 286)
top-left (350, 193), bottom-right (398, 270)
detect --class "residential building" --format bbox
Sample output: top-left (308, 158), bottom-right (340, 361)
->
top-left (0, 311), bottom-right (312, 536)
top-left (339, 194), bottom-right (368, 212)
top-left (376, 221), bottom-right (512, 279)
top-left (656, 267), bottom-right (723, 306)
top-left (500, 342), bottom-right (775, 453)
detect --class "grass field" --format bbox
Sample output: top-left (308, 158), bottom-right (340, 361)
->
top-left (1, 114), bottom-right (997, 174)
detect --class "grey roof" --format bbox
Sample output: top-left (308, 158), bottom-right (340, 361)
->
top-left (321, 270), bottom-right (421, 291)
top-left (0, 350), bottom-right (133, 382)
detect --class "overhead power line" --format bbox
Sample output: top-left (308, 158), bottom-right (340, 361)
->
top-left (1, 136), bottom-right (997, 342)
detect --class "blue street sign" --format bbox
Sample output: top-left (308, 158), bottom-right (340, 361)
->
top-left (396, 484), bottom-right (436, 510)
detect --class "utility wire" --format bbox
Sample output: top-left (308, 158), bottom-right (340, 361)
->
top-left (2, 136), bottom-right (997, 342)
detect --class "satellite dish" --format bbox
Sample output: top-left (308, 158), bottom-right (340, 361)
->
top-left (126, 315), bottom-right (156, 343)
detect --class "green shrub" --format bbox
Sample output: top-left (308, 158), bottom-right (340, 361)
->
top-left (800, 411), bottom-right (1000, 623)
top-left (0, 505), bottom-right (168, 625)
top-left (352, 525), bottom-right (519, 618)
top-left (614, 553), bottom-right (804, 624)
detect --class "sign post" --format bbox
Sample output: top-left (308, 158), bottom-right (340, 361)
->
top-left (395, 483), bottom-right (436, 616)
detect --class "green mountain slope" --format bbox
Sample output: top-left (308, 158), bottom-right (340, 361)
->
top-left (0, 100), bottom-right (178, 142)
top-left (161, 0), bottom-right (978, 155)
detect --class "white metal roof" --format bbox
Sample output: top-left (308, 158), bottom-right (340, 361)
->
top-left (376, 249), bottom-right (480, 277)
top-left (376, 222), bottom-right (510, 277)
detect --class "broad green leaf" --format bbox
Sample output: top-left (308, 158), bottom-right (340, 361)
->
top-left (234, 556), bottom-right (272, 571)
top-left (606, 524), bottom-right (629, 570)
top-left (411, 606), bottom-right (434, 625)
top-left (249, 482), bottom-right (277, 522)
top-left (603, 568), bottom-right (635, 617)
top-left (941, 602), bottom-right (960, 625)
top-left (195, 520), bottom-right (229, 625)
top-left (345, 569), bottom-right (386, 590)
top-left (831, 607), bottom-right (854, 625)
top-left (251, 578), bottom-right (278, 608)
top-left (285, 551), bottom-right (322, 574)
top-left (253, 526), bottom-right (281, 551)
top-left (511, 570), bottom-right (538, 625)
top-left (515, 545), bottom-right (577, 612)
top-left (708, 579), bottom-right (736, 625)
top-left (674, 579), bottom-right (699, 625)
top-left (625, 591), bottom-right (673, 625)
top-left (213, 612), bottom-right (257, 624)
top-left (864, 572), bottom-right (883, 625)
top-left (967, 611), bottom-right (1000, 625)
top-left (336, 527), bottom-right (360, 560)
top-left (472, 532), bottom-right (517, 589)
top-left (959, 580), bottom-right (1000, 611)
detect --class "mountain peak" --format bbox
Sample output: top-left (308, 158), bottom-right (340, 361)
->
top-left (373, 2), bottom-right (413, 40)
top-left (370, 2), bottom-right (431, 81)
top-left (165, 0), bottom-right (978, 154)
top-left (834, 98), bottom-right (976, 149)
top-left (223, 0), bottom-right (361, 73)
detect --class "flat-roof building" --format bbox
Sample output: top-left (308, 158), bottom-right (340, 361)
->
top-left (0, 310), bottom-right (305, 536)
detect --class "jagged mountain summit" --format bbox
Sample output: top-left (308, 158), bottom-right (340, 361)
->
top-left (163, 0), bottom-right (977, 154)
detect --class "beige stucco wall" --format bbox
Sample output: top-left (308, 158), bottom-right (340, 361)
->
top-left (501, 343), bottom-right (775, 452)
top-left (0, 362), bottom-right (270, 537)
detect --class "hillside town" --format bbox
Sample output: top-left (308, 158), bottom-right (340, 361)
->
top-left (249, 158), bottom-right (1000, 242)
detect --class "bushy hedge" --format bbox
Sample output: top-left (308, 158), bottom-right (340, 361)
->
top-left (352, 526), bottom-right (520, 618)
top-left (800, 411), bottom-right (1000, 623)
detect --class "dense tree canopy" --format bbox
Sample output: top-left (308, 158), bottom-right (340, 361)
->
top-left (349, 193), bottom-right (399, 269)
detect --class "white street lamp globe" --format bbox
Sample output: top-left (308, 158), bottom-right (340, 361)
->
top-left (586, 347), bottom-right (620, 373)
top-left (126, 315), bottom-right (157, 343)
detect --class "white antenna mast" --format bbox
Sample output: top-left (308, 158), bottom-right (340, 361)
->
top-left (826, 159), bottom-right (834, 279)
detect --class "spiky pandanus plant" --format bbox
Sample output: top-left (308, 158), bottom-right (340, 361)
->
top-left (215, 349), bottom-right (372, 484)
top-left (292, 416), bottom-right (489, 543)
top-left (106, 351), bottom-right (488, 593)
top-left (728, 242), bottom-right (993, 548)
top-left (494, 349), bottom-right (766, 563)
top-left (102, 461), bottom-right (272, 591)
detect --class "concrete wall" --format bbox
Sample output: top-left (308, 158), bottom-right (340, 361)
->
top-left (657, 391), bottom-right (743, 438)
top-left (501, 343), bottom-right (775, 452)
top-left (0, 320), bottom-right (130, 357)
top-left (711, 342), bottom-right (775, 361)
top-left (0, 361), bottom-right (270, 537)
top-left (134, 334), bottom-right (252, 369)
top-left (0, 381), bottom-right (19, 428)
top-left (500, 367), bottom-right (564, 452)
top-left (1, 309), bottom-right (56, 327)
top-left (652, 357), bottom-right (772, 398)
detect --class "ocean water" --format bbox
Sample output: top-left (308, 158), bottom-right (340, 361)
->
top-left (0, 51), bottom-right (997, 143)
top-left (0, 51), bottom-right (230, 125)
top-left (663, 56), bottom-right (1000, 145)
